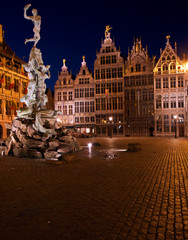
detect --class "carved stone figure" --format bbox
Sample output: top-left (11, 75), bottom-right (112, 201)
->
top-left (24, 4), bottom-right (41, 47)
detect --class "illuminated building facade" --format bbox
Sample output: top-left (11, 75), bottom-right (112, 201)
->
top-left (54, 57), bottom-right (95, 134)
top-left (154, 36), bottom-right (187, 137)
top-left (73, 56), bottom-right (95, 134)
top-left (124, 38), bottom-right (155, 136)
top-left (0, 24), bottom-right (29, 139)
top-left (94, 27), bottom-right (125, 136)
top-left (54, 60), bottom-right (74, 127)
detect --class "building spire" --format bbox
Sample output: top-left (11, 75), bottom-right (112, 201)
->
top-left (166, 35), bottom-right (170, 44)
top-left (61, 59), bottom-right (67, 71)
top-left (81, 55), bottom-right (86, 66)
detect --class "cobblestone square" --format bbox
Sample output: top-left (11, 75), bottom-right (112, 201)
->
top-left (1, 137), bottom-right (188, 240)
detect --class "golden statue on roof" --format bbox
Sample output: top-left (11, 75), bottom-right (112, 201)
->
top-left (105, 25), bottom-right (112, 38)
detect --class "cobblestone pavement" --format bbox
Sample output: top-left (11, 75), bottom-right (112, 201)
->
top-left (1, 137), bottom-right (188, 240)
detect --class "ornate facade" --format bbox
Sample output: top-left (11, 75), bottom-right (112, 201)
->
top-left (94, 27), bottom-right (124, 137)
top-left (124, 38), bottom-right (155, 136)
top-left (54, 57), bottom-right (95, 134)
top-left (0, 24), bottom-right (29, 139)
top-left (154, 36), bottom-right (187, 137)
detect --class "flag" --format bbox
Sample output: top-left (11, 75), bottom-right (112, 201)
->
top-left (0, 74), bottom-right (4, 83)
top-left (8, 83), bottom-right (14, 90)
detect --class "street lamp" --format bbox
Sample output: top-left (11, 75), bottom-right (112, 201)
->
top-left (109, 116), bottom-right (113, 138)
top-left (174, 115), bottom-right (177, 138)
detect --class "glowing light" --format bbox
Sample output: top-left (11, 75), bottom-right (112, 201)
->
top-left (109, 116), bottom-right (113, 121)
top-left (186, 62), bottom-right (188, 70)
top-left (174, 115), bottom-right (177, 119)
top-left (86, 128), bottom-right (90, 133)
top-left (56, 118), bottom-right (61, 122)
top-left (88, 143), bottom-right (92, 148)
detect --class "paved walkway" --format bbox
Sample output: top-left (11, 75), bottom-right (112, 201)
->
top-left (0, 137), bottom-right (188, 240)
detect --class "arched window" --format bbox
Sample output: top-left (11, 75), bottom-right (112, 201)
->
top-left (167, 56), bottom-right (171, 61)
top-left (170, 63), bottom-right (176, 70)
top-left (162, 64), bottom-right (168, 71)
top-left (172, 55), bottom-right (176, 60)
top-left (63, 78), bottom-right (66, 85)
top-left (162, 57), bottom-right (166, 62)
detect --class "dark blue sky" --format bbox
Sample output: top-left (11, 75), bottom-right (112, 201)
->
top-left (1, 0), bottom-right (188, 91)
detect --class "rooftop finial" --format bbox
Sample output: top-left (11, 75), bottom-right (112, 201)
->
top-left (166, 35), bottom-right (170, 44)
top-left (105, 25), bottom-right (112, 38)
top-left (82, 55), bottom-right (86, 66)
top-left (63, 59), bottom-right (66, 66)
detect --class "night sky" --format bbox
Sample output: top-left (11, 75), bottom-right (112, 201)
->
top-left (1, 0), bottom-right (188, 91)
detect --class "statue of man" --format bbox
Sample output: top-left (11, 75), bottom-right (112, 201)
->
top-left (24, 4), bottom-right (41, 46)
top-left (105, 25), bottom-right (112, 38)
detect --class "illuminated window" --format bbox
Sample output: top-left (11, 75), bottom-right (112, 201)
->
top-left (156, 95), bottom-right (161, 109)
top-left (63, 92), bottom-right (67, 101)
top-left (163, 78), bottom-right (169, 88)
top-left (63, 105), bottom-right (67, 115)
top-left (68, 91), bottom-right (72, 100)
top-left (80, 102), bottom-right (84, 112)
top-left (178, 93), bottom-right (184, 108)
top-left (57, 92), bottom-right (61, 101)
top-left (156, 78), bottom-right (161, 89)
top-left (178, 76), bottom-right (184, 87)
top-left (69, 105), bottom-right (73, 115)
top-left (170, 94), bottom-right (176, 108)
top-left (170, 77), bottom-right (176, 88)
top-left (163, 94), bottom-right (169, 108)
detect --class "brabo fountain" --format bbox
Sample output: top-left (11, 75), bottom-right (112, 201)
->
top-left (5, 4), bottom-right (80, 160)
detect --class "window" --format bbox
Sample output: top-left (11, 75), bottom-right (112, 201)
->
top-left (91, 116), bottom-right (95, 122)
top-left (101, 69), bottom-right (105, 79)
top-left (57, 105), bottom-right (61, 111)
top-left (131, 89), bottom-right (135, 101)
top-left (142, 89), bottom-right (147, 101)
top-left (148, 89), bottom-right (154, 100)
top-left (112, 68), bottom-right (117, 78)
top-left (90, 88), bottom-right (94, 97)
top-left (163, 64), bottom-right (168, 71)
top-left (170, 77), bottom-right (176, 88)
top-left (107, 98), bottom-right (112, 110)
top-left (100, 56), bottom-right (105, 65)
top-left (75, 89), bottom-right (79, 98)
top-left (101, 98), bottom-right (106, 110)
top-left (106, 56), bottom-right (111, 64)
top-left (85, 101), bottom-right (89, 112)
top-left (170, 63), bottom-right (176, 70)
top-left (85, 88), bottom-right (89, 97)
top-left (156, 78), bottom-right (161, 89)
top-left (156, 115), bottom-right (162, 133)
top-left (83, 70), bottom-right (86, 75)
top-left (96, 84), bottom-right (100, 94)
top-left (85, 78), bottom-right (89, 84)
top-left (75, 102), bottom-right (79, 113)
top-left (96, 98), bottom-right (100, 111)
top-left (63, 78), bottom-right (66, 85)
top-left (163, 94), bottom-right (169, 108)
top-left (156, 95), bottom-right (161, 109)
top-left (112, 82), bottom-right (117, 93)
top-left (5, 76), bottom-right (10, 90)
top-left (178, 93), bottom-right (184, 108)
top-left (143, 66), bottom-right (146, 71)
top-left (90, 101), bottom-right (94, 112)
top-left (63, 105), bottom-right (67, 115)
top-left (80, 102), bottom-right (84, 112)
top-left (57, 92), bottom-right (61, 101)
top-left (164, 115), bottom-right (169, 133)
top-left (106, 68), bottom-right (111, 79)
top-left (118, 68), bottom-right (123, 78)
top-left (75, 117), bottom-right (79, 123)
top-left (68, 91), bottom-right (72, 100)
top-left (0, 99), bottom-right (2, 114)
top-left (80, 89), bottom-right (84, 98)
top-left (118, 97), bottom-right (123, 110)
top-left (101, 83), bottom-right (105, 94)
top-left (85, 117), bottom-right (90, 122)
top-left (113, 97), bottom-right (117, 110)
top-left (171, 94), bottom-right (176, 108)
top-left (69, 105), bottom-right (73, 115)
top-left (22, 81), bottom-right (27, 94)
top-left (63, 92), bottom-right (67, 101)
top-left (6, 100), bottom-right (11, 115)
top-left (95, 69), bottom-right (100, 79)
top-left (106, 47), bottom-right (110, 53)
top-left (136, 64), bottom-right (141, 72)
top-left (163, 78), bottom-right (169, 88)
top-left (112, 55), bottom-right (117, 63)
top-left (118, 82), bottom-right (122, 92)
top-left (131, 67), bottom-right (134, 73)
top-left (107, 83), bottom-right (111, 93)
top-left (14, 79), bottom-right (19, 92)
top-left (80, 117), bottom-right (84, 122)
top-left (178, 76), bottom-right (184, 87)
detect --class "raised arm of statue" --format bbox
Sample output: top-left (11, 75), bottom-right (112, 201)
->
top-left (24, 4), bottom-right (32, 20)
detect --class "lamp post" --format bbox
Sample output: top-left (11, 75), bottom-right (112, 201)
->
top-left (109, 116), bottom-right (113, 138)
top-left (174, 115), bottom-right (177, 138)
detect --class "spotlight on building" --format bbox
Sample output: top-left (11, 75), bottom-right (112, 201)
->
top-left (186, 62), bottom-right (188, 70)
